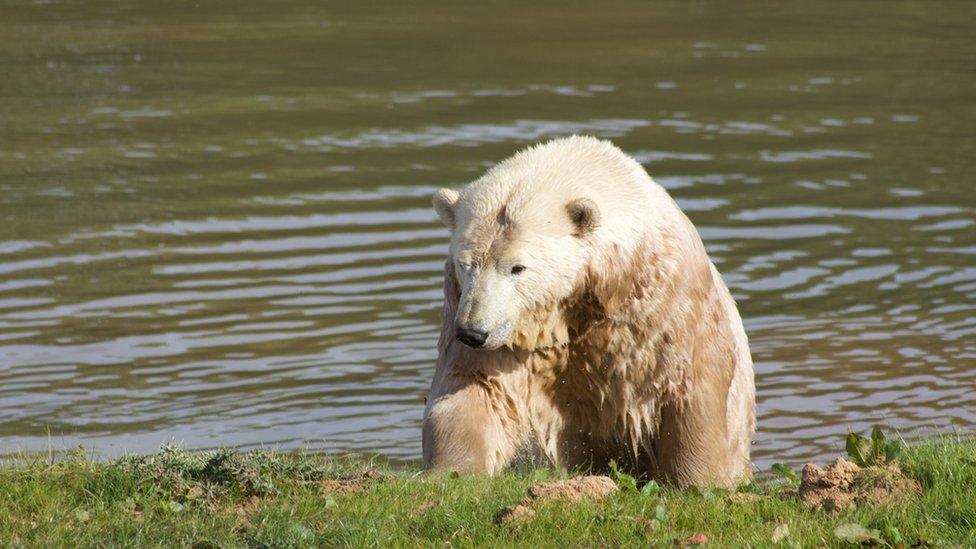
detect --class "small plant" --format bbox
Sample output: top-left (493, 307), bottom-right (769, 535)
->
top-left (846, 426), bottom-right (903, 467)
top-left (834, 523), bottom-right (881, 544)
top-left (609, 460), bottom-right (660, 496)
top-left (882, 522), bottom-right (904, 546)
top-left (770, 462), bottom-right (798, 484)
top-left (653, 503), bottom-right (667, 523)
top-left (640, 480), bottom-right (660, 497)
top-left (609, 460), bottom-right (639, 493)
top-left (689, 486), bottom-right (721, 501)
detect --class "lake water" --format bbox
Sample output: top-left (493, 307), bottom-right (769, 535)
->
top-left (1, 0), bottom-right (974, 469)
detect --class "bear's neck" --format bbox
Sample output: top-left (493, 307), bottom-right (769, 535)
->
top-left (510, 305), bottom-right (571, 351)
top-left (508, 289), bottom-right (614, 354)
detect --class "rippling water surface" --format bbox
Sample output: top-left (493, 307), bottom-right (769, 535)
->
top-left (1, 1), bottom-right (974, 468)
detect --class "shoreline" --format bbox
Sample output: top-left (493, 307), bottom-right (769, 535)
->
top-left (2, 434), bottom-right (974, 546)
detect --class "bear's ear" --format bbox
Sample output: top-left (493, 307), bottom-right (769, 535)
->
top-left (566, 198), bottom-right (600, 236)
top-left (432, 188), bottom-right (460, 230)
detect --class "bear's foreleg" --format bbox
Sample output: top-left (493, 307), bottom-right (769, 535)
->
top-left (655, 382), bottom-right (744, 487)
top-left (422, 375), bottom-right (521, 474)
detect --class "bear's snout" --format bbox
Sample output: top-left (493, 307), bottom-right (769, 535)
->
top-left (456, 327), bottom-right (489, 348)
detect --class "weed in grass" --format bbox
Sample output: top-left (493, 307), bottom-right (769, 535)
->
top-left (846, 425), bottom-right (903, 467)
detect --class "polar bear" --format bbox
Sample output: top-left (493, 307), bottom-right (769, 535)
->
top-left (421, 136), bottom-right (754, 487)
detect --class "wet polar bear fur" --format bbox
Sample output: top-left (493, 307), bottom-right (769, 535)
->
top-left (422, 136), bottom-right (754, 487)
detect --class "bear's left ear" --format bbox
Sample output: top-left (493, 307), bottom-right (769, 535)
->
top-left (433, 188), bottom-right (460, 230)
top-left (566, 198), bottom-right (600, 236)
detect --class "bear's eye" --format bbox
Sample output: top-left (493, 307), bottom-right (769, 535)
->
top-left (510, 264), bottom-right (526, 275)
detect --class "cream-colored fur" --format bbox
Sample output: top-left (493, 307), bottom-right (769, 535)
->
top-left (422, 136), bottom-right (755, 487)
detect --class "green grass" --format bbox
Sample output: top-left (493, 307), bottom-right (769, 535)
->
top-left (1, 437), bottom-right (974, 548)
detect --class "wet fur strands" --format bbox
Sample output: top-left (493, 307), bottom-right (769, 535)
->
top-left (422, 136), bottom-right (755, 487)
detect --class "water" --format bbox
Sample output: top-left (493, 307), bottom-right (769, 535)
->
top-left (1, 0), bottom-right (974, 469)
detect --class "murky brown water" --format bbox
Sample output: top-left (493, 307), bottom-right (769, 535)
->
top-left (1, 1), bottom-right (974, 469)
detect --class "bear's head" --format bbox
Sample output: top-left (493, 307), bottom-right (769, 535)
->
top-left (431, 137), bottom-right (667, 352)
top-left (433, 183), bottom-right (600, 351)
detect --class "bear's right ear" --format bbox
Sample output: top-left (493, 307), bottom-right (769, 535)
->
top-left (566, 197), bottom-right (600, 236)
top-left (433, 188), bottom-right (460, 230)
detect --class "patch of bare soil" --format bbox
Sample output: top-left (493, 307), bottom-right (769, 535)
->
top-left (798, 458), bottom-right (920, 512)
top-left (234, 495), bottom-right (262, 520)
top-left (230, 495), bottom-right (264, 534)
top-left (410, 498), bottom-right (437, 518)
top-left (495, 475), bottom-right (617, 525)
top-left (676, 532), bottom-right (710, 546)
top-left (319, 469), bottom-right (387, 495)
top-left (727, 492), bottom-right (765, 504)
top-left (494, 504), bottom-right (536, 525)
top-left (526, 475), bottom-right (617, 504)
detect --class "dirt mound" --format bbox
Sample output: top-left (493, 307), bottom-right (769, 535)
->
top-left (526, 475), bottom-right (617, 503)
top-left (319, 469), bottom-right (387, 495)
top-left (496, 475), bottom-right (617, 525)
top-left (798, 458), bottom-right (919, 512)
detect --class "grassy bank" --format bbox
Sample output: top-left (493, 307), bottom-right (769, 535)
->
top-left (1, 436), bottom-right (974, 547)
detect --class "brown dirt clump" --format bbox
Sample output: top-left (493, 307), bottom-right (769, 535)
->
top-left (230, 495), bottom-right (263, 534)
top-left (525, 475), bottom-right (617, 504)
top-left (234, 495), bottom-right (262, 520)
top-left (676, 532), bottom-right (710, 546)
top-left (496, 475), bottom-right (617, 526)
top-left (319, 469), bottom-right (387, 495)
top-left (410, 499), bottom-right (437, 517)
top-left (798, 458), bottom-right (919, 512)
top-left (494, 504), bottom-right (536, 525)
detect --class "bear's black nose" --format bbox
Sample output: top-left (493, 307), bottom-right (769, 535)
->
top-left (456, 328), bottom-right (488, 348)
